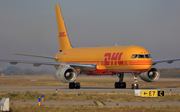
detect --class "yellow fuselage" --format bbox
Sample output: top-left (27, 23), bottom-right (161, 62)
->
top-left (55, 45), bottom-right (152, 75)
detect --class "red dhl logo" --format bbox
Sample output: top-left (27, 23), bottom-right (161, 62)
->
top-left (104, 53), bottom-right (123, 65)
top-left (59, 32), bottom-right (67, 37)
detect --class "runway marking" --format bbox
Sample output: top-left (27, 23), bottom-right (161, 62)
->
top-left (93, 101), bottom-right (106, 106)
top-left (93, 101), bottom-right (98, 106)
top-left (100, 101), bottom-right (106, 106)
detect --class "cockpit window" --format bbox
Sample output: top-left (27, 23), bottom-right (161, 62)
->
top-left (145, 54), bottom-right (151, 58)
top-left (149, 54), bottom-right (152, 58)
top-left (138, 55), bottom-right (145, 58)
top-left (131, 54), bottom-right (151, 59)
top-left (131, 54), bottom-right (138, 59)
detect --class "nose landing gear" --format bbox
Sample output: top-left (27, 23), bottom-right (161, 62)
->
top-left (131, 73), bottom-right (139, 89)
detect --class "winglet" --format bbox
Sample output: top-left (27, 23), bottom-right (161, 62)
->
top-left (55, 4), bottom-right (72, 52)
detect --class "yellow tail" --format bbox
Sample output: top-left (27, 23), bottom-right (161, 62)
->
top-left (55, 4), bottom-right (72, 52)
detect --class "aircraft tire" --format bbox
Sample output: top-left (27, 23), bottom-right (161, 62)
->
top-left (135, 84), bottom-right (139, 89)
top-left (115, 82), bottom-right (118, 88)
top-left (115, 82), bottom-right (121, 88)
top-left (69, 82), bottom-right (75, 89)
top-left (121, 82), bottom-right (126, 88)
top-left (75, 82), bottom-right (80, 89)
top-left (131, 84), bottom-right (134, 89)
top-left (131, 83), bottom-right (139, 89)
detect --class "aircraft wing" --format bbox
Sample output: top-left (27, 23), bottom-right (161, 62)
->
top-left (13, 53), bottom-right (58, 60)
top-left (0, 59), bottom-right (96, 71)
top-left (152, 59), bottom-right (180, 65)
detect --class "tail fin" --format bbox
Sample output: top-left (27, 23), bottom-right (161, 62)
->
top-left (55, 4), bottom-right (72, 52)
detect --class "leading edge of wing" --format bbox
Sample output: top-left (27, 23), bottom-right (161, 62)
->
top-left (152, 58), bottom-right (180, 65)
top-left (0, 59), bottom-right (96, 71)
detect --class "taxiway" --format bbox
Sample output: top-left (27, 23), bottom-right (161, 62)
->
top-left (0, 86), bottom-right (179, 93)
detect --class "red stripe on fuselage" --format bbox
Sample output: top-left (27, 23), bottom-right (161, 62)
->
top-left (82, 69), bottom-right (149, 75)
top-left (64, 60), bottom-right (152, 66)
top-left (129, 60), bottom-right (152, 65)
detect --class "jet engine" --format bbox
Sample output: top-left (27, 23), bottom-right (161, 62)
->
top-left (139, 67), bottom-right (160, 82)
top-left (54, 67), bottom-right (77, 83)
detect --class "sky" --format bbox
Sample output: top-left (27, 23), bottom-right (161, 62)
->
top-left (0, 0), bottom-right (180, 71)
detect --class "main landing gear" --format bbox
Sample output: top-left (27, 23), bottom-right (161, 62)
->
top-left (131, 73), bottom-right (139, 89)
top-left (69, 82), bottom-right (80, 89)
top-left (115, 73), bottom-right (126, 89)
top-left (69, 71), bottom-right (84, 89)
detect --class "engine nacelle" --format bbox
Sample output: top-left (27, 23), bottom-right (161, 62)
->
top-left (139, 67), bottom-right (160, 82)
top-left (54, 67), bottom-right (77, 83)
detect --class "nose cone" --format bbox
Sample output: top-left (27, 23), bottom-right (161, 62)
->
top-left (127, 46), bottom-right (152, 72)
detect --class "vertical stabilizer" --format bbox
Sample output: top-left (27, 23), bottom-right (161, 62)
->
top-left (55, 4), bottom-right (72, 51)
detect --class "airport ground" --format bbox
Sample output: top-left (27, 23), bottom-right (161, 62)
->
top-left (1, 75), bottom-right (180, 112)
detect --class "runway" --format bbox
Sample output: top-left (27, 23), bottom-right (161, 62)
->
top-left (10, 101), bottom-right (180, 106)
top-left (0, 86), bottom-right (179, 93)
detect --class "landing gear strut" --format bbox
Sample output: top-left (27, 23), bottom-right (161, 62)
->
top-left (131, 73), bottom-right (139, 89)
top-left (115, 73), bottom-right (126, 89)
top-left (69, 82), bottom-right (80, 89)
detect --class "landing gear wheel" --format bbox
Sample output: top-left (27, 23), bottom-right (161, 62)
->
top-left (75, 82), bottom-right (80, 89)
top-left (131, 84), bottom-right (134, 89)
top-left (115, 82), bottom-right (120, 88)
top-left (135, 83), bottom-right (139, 89)
top-left (69, 82), bottom-right (81, 89)
top-left (69, 82), bottom-right (75, 89)
top-left (131, 83), bottom-right (139, 89)
top-left (121, 82), bottom-right (126, 88)
top-left (115, 82), bottom-right (126, 89)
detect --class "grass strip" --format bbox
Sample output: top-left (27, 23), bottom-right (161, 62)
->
top-left (9, 105), bottom-right (180, 112)
top-left (1, 91), bottom-right (180, 102)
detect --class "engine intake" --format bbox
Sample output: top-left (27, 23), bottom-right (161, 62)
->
top-left (139, 67), bottom-right (160, 82)
top-left (54, 67), bottom-right (77, 83)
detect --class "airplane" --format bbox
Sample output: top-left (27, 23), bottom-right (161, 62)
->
top-left (0, 4), bottom-right (180, 89)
